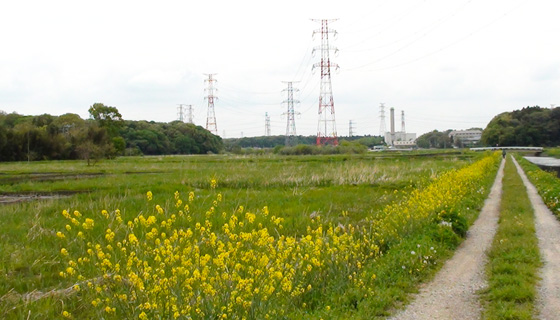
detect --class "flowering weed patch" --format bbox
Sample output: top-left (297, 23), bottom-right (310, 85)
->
top-left (51, 154), bottom-right (500, 319)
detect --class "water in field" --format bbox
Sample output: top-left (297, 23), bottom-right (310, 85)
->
top-left (525, 156), bottom-right (560, 176)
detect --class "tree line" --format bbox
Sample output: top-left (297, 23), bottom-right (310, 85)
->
top-left (481, 106), bottom-right (560, 147)
top-left (0, 103), bottom-right (223, 163)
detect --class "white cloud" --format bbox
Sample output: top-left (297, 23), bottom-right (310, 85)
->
top-left (0, 0), bottom-right (559, 137)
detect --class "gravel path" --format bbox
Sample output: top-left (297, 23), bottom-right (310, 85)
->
top-left (513, 157), bottom-right (560, 320)
top-left (389, 158), bottom-right (505, 320)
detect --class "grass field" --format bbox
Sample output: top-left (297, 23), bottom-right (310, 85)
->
top-left (0, 151), bottom-right (499, 319)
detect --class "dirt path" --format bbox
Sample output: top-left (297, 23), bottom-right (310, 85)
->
top-left (513, 157), bottom-right (560, 320)
top-left (389, 159), bottom-right (505, 320)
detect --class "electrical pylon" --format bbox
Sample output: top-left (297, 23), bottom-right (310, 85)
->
top-left (177, 104), bottom-right (193, 123)
top-left (177, 104), bottom-right (185, 122)
top-left (349, 120), bottom-right (355, 137)
top-left (187, 105), bottom-right (194, 124)
top-left (379, 103), bottom-right (386, 136)
top-left (312, 19), bottom-right (339, 146)
top-left (282, 81), bottom-right (300, 146)
top-left (204, 74), bottom-right (218, 135)
top-left (265, 112), bottom-right (271, 136)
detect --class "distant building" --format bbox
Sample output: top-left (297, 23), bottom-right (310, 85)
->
top-left (385, 131), bottom-right (417, 148)
top-left (383, 107), bottom-right (416, 148)
top-left (449, 129), bottom-right (482, 146)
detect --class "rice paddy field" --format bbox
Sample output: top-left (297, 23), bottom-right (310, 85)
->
top-left (0, 151), bottom-right (500, 319)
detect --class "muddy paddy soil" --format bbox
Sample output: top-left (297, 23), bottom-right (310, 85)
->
top-left (0, 191), bottom-right (83, 204)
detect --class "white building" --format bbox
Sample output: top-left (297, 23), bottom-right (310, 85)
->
top-left (385, 131), bottom-right (417, 148)
top-left (449, 129), bottom-right (482, 146)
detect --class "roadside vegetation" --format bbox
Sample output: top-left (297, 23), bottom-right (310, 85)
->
top-left (516, 155), bottom-right (560, 216)
top-left (482, 156), bottom-right (541, 319)
top-left (0, 152), bottom-right (499, 319)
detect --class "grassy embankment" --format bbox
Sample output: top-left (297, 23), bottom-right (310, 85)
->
top-left (482, 156), bottom-right (541, 319)
top-left (516, 155), bottom-right (560, 217)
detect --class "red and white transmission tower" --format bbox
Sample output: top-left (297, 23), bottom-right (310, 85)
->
top-left (204, 74), bottom-right (218, 135)
top-left (312, 19), bottom-right (339, 146)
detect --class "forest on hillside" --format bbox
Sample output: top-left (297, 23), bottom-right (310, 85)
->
top-left (481, 106), bottom-right (560, 147)
top-left (0, 103), bottom-right (223, 162)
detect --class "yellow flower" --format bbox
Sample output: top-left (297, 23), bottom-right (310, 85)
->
top-left (56, 231), bottom-right (65, 239)
top-left (147, 191), bottom-right (153, 201)
top-left (61, 210), bottom-right (70, 219)
top-left (60, 248), bottom-right (68, 256)
top-left (156, 205), bottom-right (164, 214)
top-left (62, 310), bottom-right (72, 318)
top-left (82, 218), bottom-right (94, 230)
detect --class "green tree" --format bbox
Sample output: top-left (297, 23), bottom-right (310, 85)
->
top-left (481, 106), bottom-right (560, 147)
top-left (88, 103), bottom-right (124, 137)
top-left (416, 130), bottom-right (452, 149)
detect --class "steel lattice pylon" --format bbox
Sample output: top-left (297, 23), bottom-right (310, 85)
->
top-left (312, 19), bottom-right (339, 146)
top-left (204, 74), bottom-right (218, 135)
top-left (282, 81), bottom-right (300, 146)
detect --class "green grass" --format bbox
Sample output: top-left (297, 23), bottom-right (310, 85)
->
top-left (482, 156), bottom-right (541, 320)
top-left (0, 152), bottom-right (498, 319)
top-left (543, 147), bottom-right (560, 158)
top-left (516, 155), bottom-right (560, 217)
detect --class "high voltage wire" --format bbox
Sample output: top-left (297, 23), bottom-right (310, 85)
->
top-left (342, 0), bottom-right (429, 50)
top-left (345, 0), bottom-right (526, 72)
top-left (343, 0), bottom-right (473, 53)
top-left (345, 0), bottom-right (474, 71)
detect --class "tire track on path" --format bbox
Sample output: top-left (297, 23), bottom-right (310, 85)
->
top-left (513, 157), bottom-right (560, 320)
top-left (389, 158), bottom-right (505, 320)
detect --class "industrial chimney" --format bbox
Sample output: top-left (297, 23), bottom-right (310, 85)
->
top-left (390, 107), bottom-right (395, 146)
top-left (401, 110), bottom-right (405, 133)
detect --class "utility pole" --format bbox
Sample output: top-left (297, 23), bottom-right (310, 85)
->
top-left (282, 81), bottom-right (300, 146)
top-left (265, 112), bottom-right (271, 136)
top-left (204, 74), bottom-right (218, 134)
top-left (379, 103), bottom-right (386, 136)
top-left (312, 19), bottom-right (339, 146)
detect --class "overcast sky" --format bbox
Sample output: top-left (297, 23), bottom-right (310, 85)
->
top-left (1, 0), bottom-right (558, 138)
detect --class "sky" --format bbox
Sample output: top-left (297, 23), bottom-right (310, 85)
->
top-left (1, 0), bottom-right (559, 138)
